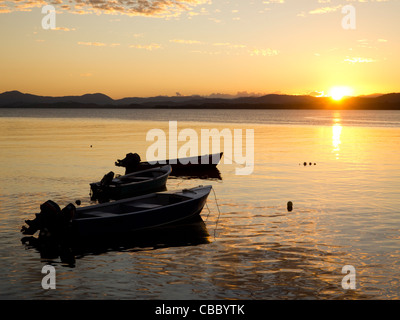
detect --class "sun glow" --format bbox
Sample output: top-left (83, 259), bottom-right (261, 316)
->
top-left (329, 86), bottom-right (354, 101)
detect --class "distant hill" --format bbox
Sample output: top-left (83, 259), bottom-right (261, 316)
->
top-left (374, 93), bottom-right (400, 103)
top-left (344, 93), bottom-right (400, 109)
top-left (1, 90), bottom-right (399, 110)
top-left (0, 90), bottom-right (114, 107)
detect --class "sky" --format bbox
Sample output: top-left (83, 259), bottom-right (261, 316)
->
top-left (0, 0), bottom-right (399, 99)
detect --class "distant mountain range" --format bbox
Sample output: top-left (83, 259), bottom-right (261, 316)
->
top-left (1, 90), bottom-right (400, 109)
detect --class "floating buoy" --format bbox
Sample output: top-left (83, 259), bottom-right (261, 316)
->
top-left (287, 201), bottom-right (293, 212)
top-left (302, 162), bottom-right (317, 166)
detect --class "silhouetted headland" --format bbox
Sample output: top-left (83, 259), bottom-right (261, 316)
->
top-left (1, 90), bottom-right (399, 110)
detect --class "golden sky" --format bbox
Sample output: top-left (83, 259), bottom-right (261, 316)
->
top-left (0, 0), bottom-right (399, 99)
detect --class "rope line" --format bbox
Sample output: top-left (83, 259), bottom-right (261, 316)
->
top-left (211, 186), bottom-right (221, 239)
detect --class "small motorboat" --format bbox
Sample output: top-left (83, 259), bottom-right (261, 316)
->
top-left (115, 152), bottom-right (223, 174)
top-left (21, 185), bottom-right (213, 238)
top-left (90, 165), bottom-right (172, 200)
top-left (78, 185), bottom-right (212, 236)
top-left (21, 215), bottom-right (211, 266)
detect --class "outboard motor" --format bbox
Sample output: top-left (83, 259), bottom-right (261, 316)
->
top-left (100, 171), bottom-right (114, 186)
top-left (22, 200), bottom-right (61, 235)
top-left (40, 200), bottom-right (62, 233)
top-left (115, 153), bottom-right (141, 174)
top-left (21, 201), bottom-right (76, 239)
top-left (61, 203), bottom-right (76, 224)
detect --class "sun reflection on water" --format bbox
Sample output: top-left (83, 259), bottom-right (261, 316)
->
top-left (332, 114), bottom-right (342, 159)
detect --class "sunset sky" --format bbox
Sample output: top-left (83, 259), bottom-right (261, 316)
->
top-left (0, 0), bottom-right (399, 99)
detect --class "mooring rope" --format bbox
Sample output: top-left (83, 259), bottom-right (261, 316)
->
top-left (211, 186), bottom-right (221, 239)
top-left (220, 154), bottom-right (247, 167)
top-left (205, 202), bottom-right (211, 222)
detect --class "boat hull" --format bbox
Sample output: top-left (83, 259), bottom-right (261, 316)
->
top-left (90, 165), bottom-right (171, 200)
top-left (73, 186), bottom-right (212, 237)
top-left (118, 152), bottom-right (223, 174)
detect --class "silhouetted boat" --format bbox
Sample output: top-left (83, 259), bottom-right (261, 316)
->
top-left (116, 152), bottom-right (223, 174)
top-left (169, 167), bottom-right (222, 180)
top-left (21, 215), bottom-right (210, 266)
top-left (75, 185), bottom-right (212, 236)
top-left (90, 165), bottom-right (172, 200)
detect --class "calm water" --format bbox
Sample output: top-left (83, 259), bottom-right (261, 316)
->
top-left (1, 108), bottom-right (400, 300)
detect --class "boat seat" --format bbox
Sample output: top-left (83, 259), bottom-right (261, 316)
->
top-left (131, 176), bottom-right (153, 180)
top-left (126, 203), bottom-right (162, 209)
top-left (84, 211), bottom-right (117, 218)
top-left (114, 177), bottom-right (148, 183)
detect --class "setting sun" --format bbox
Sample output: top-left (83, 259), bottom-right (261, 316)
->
top-left (329, 87), bottom-right (354, 101)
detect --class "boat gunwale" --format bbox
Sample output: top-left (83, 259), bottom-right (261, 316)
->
top-left (107, 165), bottom-right (171, 188)
top-left (142, 152), bottom-right (223, 166)
top-left (118, 164), bottom-right (171, 179)
top-left (76, 185), bottom-right (212, 221)
top-left (91, 165), bottom-right (172, 189)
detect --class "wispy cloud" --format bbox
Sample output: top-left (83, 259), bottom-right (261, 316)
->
top-left (77, 42), bottom-right (107, 47)
top-left (263, 0), bottom-right (285, 3)
top-left (1, 0), bottom-right (212, 17)
top-left (170, 39), bottom-right (203, 44)
top-left (344, 57), bottom-right (376, 63)
top-left (77, 41), bottom-right (121, 47)
top-left (129, 43), bottom-right (163, 50)
top-left (309, 5), bottom-right (342, 15)
top-left (356, 38), bottom-right (389, 49)
top-left (213, 42), bottom-right (246, 49)
top-left (54, 27), bottom-right (76, 31)
top-left (307, 0), bottom-right (392, 16)
top-left (249, 48), bottom-right (279, 57)
top-left (0, 7), bottom-right (12, 13)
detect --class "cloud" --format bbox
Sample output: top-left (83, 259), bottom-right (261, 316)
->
top-left (190, 43), bottom-right (278, 57)
top-left (309, 5), bottom-right (341, 14)
top-left (309, 91), bottom-right (325, 97)
top-left (213, 42), bottom-right (246, 48)
top-left (356, 38), bottom-right (389, 49)
top-left (263, 0), bottom-right (285, 3)
top-left (208, 17), bottom-right (222, 23)
top-left (77, 41), bottom-right (121, 47)
top-left (1, 0), bottom-right (211, 17)
top-left (303, 0), bottom-right (391, 17)
top-left (344, 57), bottom-right (376, 63)
top-left (249, 48), bottom-right (279, 57)
top-left (54, 27), bottom-right (76, 31)
top-left (129, 43), bottom-right (163, 50)
top-left (77, 41), bottom-right (107, 46)
top-left (170, 39), bottom-right (203, 44)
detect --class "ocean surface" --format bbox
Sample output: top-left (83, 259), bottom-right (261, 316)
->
top-left (0, 108), bottom-right (399, 300)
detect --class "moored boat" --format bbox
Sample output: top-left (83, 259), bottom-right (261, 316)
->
top-left (90, 165), bottom-right (172, 200)
top-left (21, 185), bottom-right (213, 238)
top-left (77, 185), bottom-right (212, 236)
top-left (21, 215), bottom-right (211, 266)
top-left (115, 152), bottom-right (223, 174)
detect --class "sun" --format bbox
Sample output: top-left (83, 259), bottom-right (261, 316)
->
top-left (329, 86), bottom-right (354, 101)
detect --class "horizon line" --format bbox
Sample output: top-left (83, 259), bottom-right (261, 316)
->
top-left (2, 89), bottom-right (398, 100)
